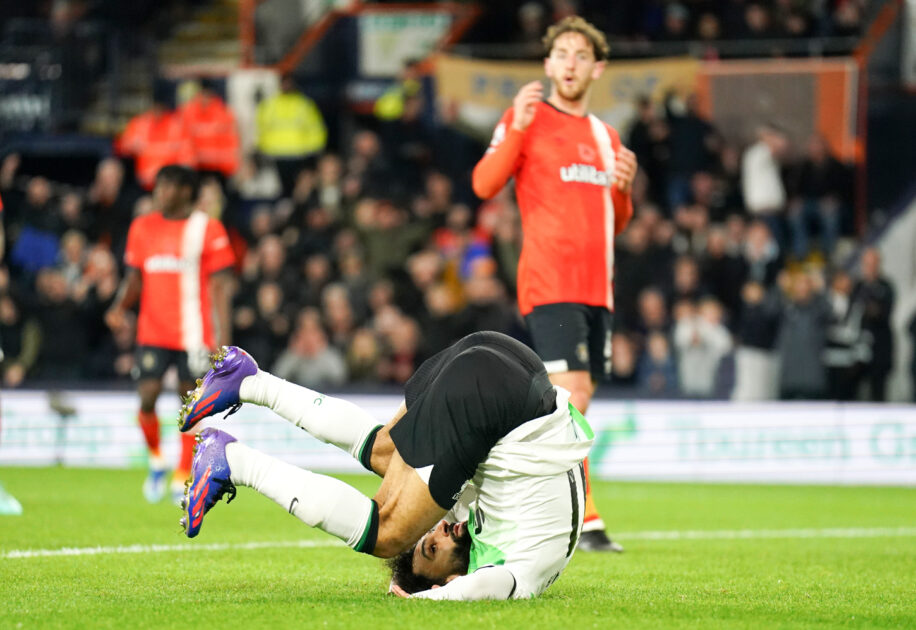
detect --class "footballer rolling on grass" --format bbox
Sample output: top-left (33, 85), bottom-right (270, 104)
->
top-left (179, 331), bottom-right (594, 600)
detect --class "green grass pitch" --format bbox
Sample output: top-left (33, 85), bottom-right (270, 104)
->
top-left (0, 467), bottom-right (914, 629)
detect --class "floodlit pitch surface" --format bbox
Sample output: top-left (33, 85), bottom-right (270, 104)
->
top-left (1, 468), bottom-right (913, 629)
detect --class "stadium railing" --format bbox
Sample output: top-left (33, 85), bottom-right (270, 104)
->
top-left (239, 0), bottom-right (481, 73)
top-left (0, 19), bottom-right (120, 137)
top-left (450, 36), bottom-right (861, 62)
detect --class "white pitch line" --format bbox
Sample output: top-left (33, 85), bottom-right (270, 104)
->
top-left (3, 527), bottom-right (915, 560)
top-left (614, 526), bottom-right (916, 541)
top-left (1, 539), bottom-right (344, 560)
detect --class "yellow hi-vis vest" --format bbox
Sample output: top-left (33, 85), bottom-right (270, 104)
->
top-left (256, 92), bottom-right (327, 158)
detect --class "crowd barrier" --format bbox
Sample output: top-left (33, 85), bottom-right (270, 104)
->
top-left (1, 390), bottom-right (913, 486)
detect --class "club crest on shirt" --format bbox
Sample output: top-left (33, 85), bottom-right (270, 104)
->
top-left (559, 163), bottom-right (610, 187)
top-left (577, 143), bottom-right (597, 162)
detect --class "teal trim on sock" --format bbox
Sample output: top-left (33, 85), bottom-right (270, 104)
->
top-left (354, 500), bottom-right (379, 554)
top-left (358, 425), bottom-right (383, 472)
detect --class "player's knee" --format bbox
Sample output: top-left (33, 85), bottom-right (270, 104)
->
top-left (568, 386), bottom-right (594, 414)
top-left (137, 382), bottom-right (161, 411)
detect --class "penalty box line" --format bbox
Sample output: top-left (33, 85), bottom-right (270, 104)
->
top-left (4, 527), bottom-right (916, 560)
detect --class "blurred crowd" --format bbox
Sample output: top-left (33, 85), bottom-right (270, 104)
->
top-left (611, 89), bottom-right (897, 402)
top-left (466, 0), bottom-right (870, 56)
top-left (0, 75), bottom-right (520, 393)
top-left (0, 65), bottom-right (903, 401)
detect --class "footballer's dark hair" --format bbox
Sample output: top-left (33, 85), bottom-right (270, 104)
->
top-left (386, 544), bottom-right (438, 594)
top-left (542, 16), bottom-right (610, 61)
top-left (386, 534), bottom-right (473, 594)
top-left (155, 165), bottom-right (199, 199)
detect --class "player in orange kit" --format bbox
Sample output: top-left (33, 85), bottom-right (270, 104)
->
top-left (106, 166), bottom-right (235, 503)
top-left (472, 16), bottom-right (637, 552)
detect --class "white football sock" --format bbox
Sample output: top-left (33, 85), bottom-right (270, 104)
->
top-left (239, 370), bottom-right (381, 463)
top-left (226, 441), bottom-right (376, 551)
top-left (149, 453), bottom-right (167, 472)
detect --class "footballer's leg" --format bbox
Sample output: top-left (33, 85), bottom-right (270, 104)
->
top-left (185, 427), bottom-right (442, 560)
top-left (547, 370), bottom-right (622, 550)
top-left (238, 367), bottom-right (386, 473)
top-left (528, 304), bottom-right (623, 553)
top-left (180, 346), bottom-right (386, 474)
top-left (137, 377), bottom-right (166, 503)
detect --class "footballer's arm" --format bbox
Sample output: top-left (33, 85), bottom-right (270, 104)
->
top-left (612, 143), bottom-right (637, 234)
top-left (472, 81), bottom-right (542, 199)
top-left (105, 267), bottom-right (142, 332)
top-left (398, 565), bottom-right (517, 601)
top-left (471, 126), bottom-right (524, 200)
top-left (209, 267), bottom-right (235, 348)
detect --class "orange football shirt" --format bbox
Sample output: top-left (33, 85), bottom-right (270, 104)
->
top-left (124, 210), bottom-right (234, 351)
top-left (473, 102), bottom-right (633, 315)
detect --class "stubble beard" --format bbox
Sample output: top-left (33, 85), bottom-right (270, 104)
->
top-left (552, 76), bottom-right (590, 104)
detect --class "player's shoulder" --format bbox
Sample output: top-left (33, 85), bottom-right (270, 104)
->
top-left (198, 211), bottom-right (227, 231)
top-left (603, 119), bottom-right (622, 142)
top-left (534, 100), bottom-right (555, 113)
top-left (587, 114), bottom-right (620, 137)
top-left (130, 211), bottom-right (161, 229)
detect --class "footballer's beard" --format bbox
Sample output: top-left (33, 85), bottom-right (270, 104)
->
top-left (552, 76), bottom-right (590, 103)
top-left (452, 526), bottom-right (473, 568)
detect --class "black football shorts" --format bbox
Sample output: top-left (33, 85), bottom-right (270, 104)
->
top-left (524, 303), bottom-right (613, 382)
top-left (133, 345), bottom-right (209, 383)
top-left (389, 331), bottom-right (557, 510)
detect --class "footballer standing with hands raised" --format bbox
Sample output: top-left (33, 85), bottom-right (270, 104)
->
top-left (472, 16), bottom-right (637, 552)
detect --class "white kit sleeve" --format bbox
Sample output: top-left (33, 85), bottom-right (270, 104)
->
top-left (410, 565), bottom-right (517, 601)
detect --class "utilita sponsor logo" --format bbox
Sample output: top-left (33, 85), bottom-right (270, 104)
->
top-left (559, 163), bottom-right (610, 187)
top-left (144, 256), bottom-right (196, 273)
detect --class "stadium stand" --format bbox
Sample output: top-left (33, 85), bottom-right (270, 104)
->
top-left (0, 0), bottom-right (912, 405)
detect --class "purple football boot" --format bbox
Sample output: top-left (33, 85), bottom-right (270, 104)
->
top-left (178, 346), bottom-right (258, 432)
top-left (180, 428), bottom-right (238, 538)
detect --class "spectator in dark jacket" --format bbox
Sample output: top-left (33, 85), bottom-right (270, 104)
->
top-left (9, 177), bottom-right (62, 279)
top-left (732, 280), bottom-right (781, 400)
top-left (823, 270), bottom-right (869, 401)
top-left (637, 331), bottom-right (679, 396)
top-left (29, 267), bottom-right (91, 380)
top-left (743, 220), bottom-right (781, 287)
top-left (84, 158), bottom-right (136, 262)
top-left (615, 218), bottom-right (657, 330)
top-left (787, 135), bottom-right (848, 261)
top-left (777, 271), bottom-right (830, 399)
top-left (665, 92), bottom-right (718, 209)
top-left (701, 225), bottom-right (747, 323)
top-left (854, 248), bottom-right (895, 401)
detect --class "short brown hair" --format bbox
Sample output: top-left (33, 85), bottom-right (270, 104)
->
top-left (542, 16), bottom-right (610, 61)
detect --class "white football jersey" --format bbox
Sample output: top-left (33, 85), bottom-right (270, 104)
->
top-left (447, 386), bottom-right (594, 599)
